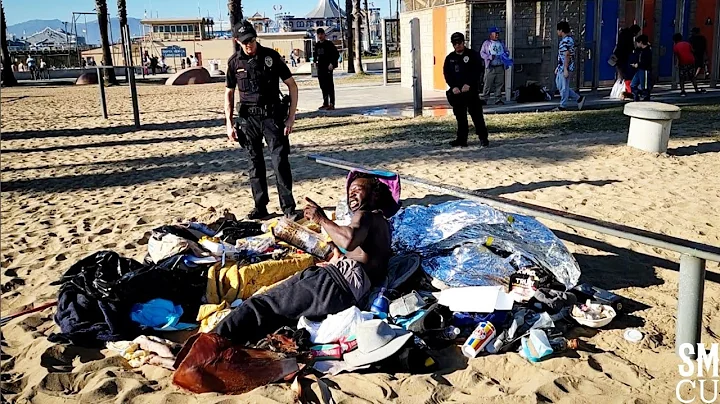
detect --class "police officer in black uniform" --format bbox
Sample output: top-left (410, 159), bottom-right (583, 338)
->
top-left (225, 21), bottom-right (299, 220)
top-left (443, 32), bottom-right (490, 148)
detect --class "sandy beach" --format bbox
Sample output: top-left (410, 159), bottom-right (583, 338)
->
top-left (1, 81), bottom-right (719, 403)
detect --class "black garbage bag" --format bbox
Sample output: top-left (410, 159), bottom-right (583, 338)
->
top-left (50, 251), bottom-right (148, 302)
top-left (49, 251), bottom-right (211, 346)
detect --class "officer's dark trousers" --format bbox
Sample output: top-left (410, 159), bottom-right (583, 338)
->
top-left (243, 114), bottom-right (295, 212)
top-left (318, 71), bottom-right (335, 106)
top-left (213, 265), bottom-right (356, 345)
top-left (449, 92), bottom-right (489, 144)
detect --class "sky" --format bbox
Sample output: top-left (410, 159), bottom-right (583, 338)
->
top-left (3, 0), bottom-right (394, 26)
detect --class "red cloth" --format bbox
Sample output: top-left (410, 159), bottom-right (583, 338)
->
top-left (673, 42), bottom-right (695, 65)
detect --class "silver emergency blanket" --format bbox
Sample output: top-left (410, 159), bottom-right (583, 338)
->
top-left (390, 200), bottom-right (581, 289)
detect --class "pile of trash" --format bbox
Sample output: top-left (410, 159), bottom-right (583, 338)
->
top-left (35, 177), bottom-right (632, 396)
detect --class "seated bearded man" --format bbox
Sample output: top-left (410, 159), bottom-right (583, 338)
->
top-left (213, 173), bottom-right (394, 344)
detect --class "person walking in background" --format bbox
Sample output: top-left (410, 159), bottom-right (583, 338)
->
top-left (480, 27), bottom-right (509, 105)
top-left (181, 58), bottom-right (186, 70)
top-left (630, 35), bottom-right (652, 101)
top-left (689, 27), bottom-right (707, 78)
top-left (444, 32), bottom-right (490, 148)
top-left (553, 21), bottom-right (586, 111)
top-left (612, 25), bottom-right (641, 81)
top-left (314, 28), bottom-right (339, 110)
top-left (673, 33), bottom-right (706, 96)
top-left (289, 51), bottom-right (297, 67)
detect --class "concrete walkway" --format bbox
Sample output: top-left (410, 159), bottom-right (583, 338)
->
top-left (296, 82), bottom-right (720, 118)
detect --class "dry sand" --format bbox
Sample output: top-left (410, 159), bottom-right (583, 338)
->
top-left (1, 81), bottom-right (719, 403)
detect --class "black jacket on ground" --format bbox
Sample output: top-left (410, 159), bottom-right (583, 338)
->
top-left (443, 48), bottom-right (483, 92)
top-left (315, 40), bottom-right (339, 74)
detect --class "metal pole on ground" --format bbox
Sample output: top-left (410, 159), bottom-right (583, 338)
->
top-left (505, 0), bottom-right (514, 102)
top-left (676, 255), bottom-right (706, 359)
top-left (410, 18), bottom-right (422, 117)
top-left (382, 19), bottom-right (388, 86)
top-left (97, 66), bottom-right (108, 119)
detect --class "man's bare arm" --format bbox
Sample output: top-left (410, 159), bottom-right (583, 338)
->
top-left (317, 211), bottom-right (370, 252)
top-left (224, 88), bottom-right (235, 126)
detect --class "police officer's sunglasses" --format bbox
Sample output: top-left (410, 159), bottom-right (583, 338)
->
top-left (241, 37), bottom-right (257, 45)
top-left (452, 40), bottom-right (464, 45)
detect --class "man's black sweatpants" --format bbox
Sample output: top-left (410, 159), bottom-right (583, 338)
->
top-left (318, 72), bottom-right (335, 106)
top-left (213, 265), bottom-right (357, 345)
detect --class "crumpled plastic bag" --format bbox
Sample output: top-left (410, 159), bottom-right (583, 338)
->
top-left (130, 298), bottom-right (197, 331)
top-left (390, 200), bottom-right (581, 289)
top-left (298, 306), bottom-right (373, 344)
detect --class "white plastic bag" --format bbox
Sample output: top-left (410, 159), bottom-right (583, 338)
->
top-left (298, 306), bottom-right (373, 344)
top-left (610, 79), bottom-right (624, 99)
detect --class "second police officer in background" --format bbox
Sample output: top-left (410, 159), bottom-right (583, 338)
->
top-left (443, 32), bottom-right (490, 148)
top-left (224, 21), bottom-right (300, 221)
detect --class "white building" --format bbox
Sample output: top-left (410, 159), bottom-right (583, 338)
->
top-left (24, 27), bottom-right (86, 51)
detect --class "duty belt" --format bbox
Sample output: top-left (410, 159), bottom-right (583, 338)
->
top-left (247, 106), bottom-right (267, 116)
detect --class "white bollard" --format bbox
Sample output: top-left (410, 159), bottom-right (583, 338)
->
top-left (623, 102), bottom-right (681, 153)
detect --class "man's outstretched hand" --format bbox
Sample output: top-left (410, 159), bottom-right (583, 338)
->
top-left (303, 197), bottom-right (328, 223)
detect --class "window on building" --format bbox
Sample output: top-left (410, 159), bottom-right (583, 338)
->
top-left (289, 21), bottom-right (293, 28)
top-left (298, 21), bottom-right (304, 27)
top-left (153, 26), bottom-right (159, 32)
top-left (188, 24), bottom-right (195, 32)
top-left (164, 25), bottom-right (171, 32)
top-left (182, 25), bottom-right (188, 32)
top-left (170, 25), bottom-right (176, 33)
top-left (158, 26), bottom-right (164, 32)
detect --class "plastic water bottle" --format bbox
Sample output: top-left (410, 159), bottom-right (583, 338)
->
top-left (439, 326), bottom-right (461, 340)
top-left (370, 288), bottom-right (390, 319)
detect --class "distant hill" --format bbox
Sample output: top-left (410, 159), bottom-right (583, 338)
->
top-left (7, 17), bottom-right (145, 45)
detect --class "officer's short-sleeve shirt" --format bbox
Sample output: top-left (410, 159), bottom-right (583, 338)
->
top-left (226, 44), bottom-right (292, 91)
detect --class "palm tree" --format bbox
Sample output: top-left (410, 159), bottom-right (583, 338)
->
top-left (95, 0), bottom-right (118, 84)
top-left (0, 2), bottom-right (18, 86)
top-left (228, 0), bottom-right (243, 52)
top-left (345, 0), bottom-right (355, 73)
top-left (353, 0), bottom-right (364, 73)
top-left (117, 0), bottom-right (130, 66)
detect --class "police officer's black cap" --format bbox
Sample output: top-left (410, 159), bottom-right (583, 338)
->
top-left (450, 32), bottom-right (465, 43)
top-left (234, 21), bottom-right (257, 43)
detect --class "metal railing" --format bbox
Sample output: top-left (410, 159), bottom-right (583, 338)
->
top-left (308, 154), bottom-right (720, 358)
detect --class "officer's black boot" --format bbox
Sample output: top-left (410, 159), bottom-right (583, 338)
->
top-left (247, 207), bottom-right (271, 221)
